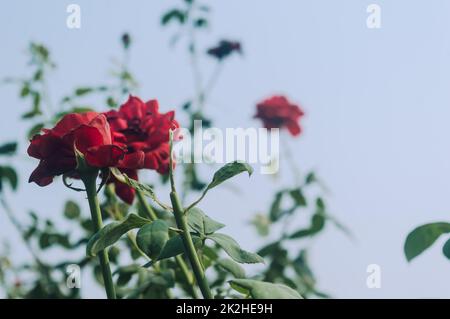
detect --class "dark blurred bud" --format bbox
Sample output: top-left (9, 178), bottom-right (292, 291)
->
top-left (121, 33), bottom-right (131, 50)
top-left (207, 40), bottom-right (242, 60)
top-left (14, 278), bottom-right (22, 288)
top-left (182, 101), bottom-right (192, 110)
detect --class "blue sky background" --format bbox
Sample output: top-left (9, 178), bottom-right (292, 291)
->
top-left (1, 0), bottom-right (450, 298)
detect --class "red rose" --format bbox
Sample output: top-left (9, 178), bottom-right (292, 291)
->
top-left (28, 112), bottom-right (125, 186)
top-left (104, 95), bottom-right (179, 204)
top-left (255, 95), bottom-right (304, 136)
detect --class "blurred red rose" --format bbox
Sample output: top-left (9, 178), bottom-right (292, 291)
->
top-left (255, 95), bottom-right (304, 136)
top-left (104, 95), bottom-right (179, 204)
top-left (207, 40), bottom-right (242, 60)
top-left (28, 112), bottom-right (125, 186)
top-left (110, 168), bottom-right (138, 205)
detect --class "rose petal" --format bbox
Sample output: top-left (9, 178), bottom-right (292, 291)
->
top-left (27, 133), bottom-right (63, 159)
top-left (144, 152), bottom-right (159, 169)
top-left (73, 125), bottom-right (105, 154)
top-left (119, 151), bottom-right (145, 169)
top-left (28, 161), bottom-right (54, 186)
top-left (145, 99), bottom-right (159, 114)
top-left (115, 182), bottom-right (135, 205)
top-left (52, 112), bottom-right (99, 136)
top-left (87, 114), bottom-right (113, 144)
top-left (286, 121), bottom-right (301, 136)
top-left (119, 95), bottom-right (146, 120)
top-left (86, 145), bottom-right (125, 167)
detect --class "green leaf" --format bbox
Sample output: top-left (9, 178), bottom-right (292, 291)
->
top-left (109, 248), bottom-right (123, 263)
top-left (257, 242), bottom-right (279, 257)
top-left (161, 9), bottom-right (186, 25)
top-left (404, 222), bottom-right (450, 262)
top-left (64, 200), bottom-right (80, 219)
top-left (136, 220), bottom-right (170, 260)
top-left (0, 166), bottom-right (18, 190)
top-left (20, 84), bottom-right (30, 97)
top-left (106, 96), bottom-right (116, 108)
top-left (22, 92), bottom-right (42, 119)
top-left (157, 235), bottom-right (185, 260)
top-left (150, 269), bottom-right (175, 288)
top-left (81, 219), bottom-right (94, 232)
top-left (117, 271), bottom-right (133, 287)
top-left (74, 87), bottom-right (93, 96)
top-left (443, 238), bottom-right (450, 260)
top-left (305, 172), bottom-right (316, 184)
top-left (187, 207), bottom-right (225, 235)
top-left (217, 258), bottom-right (246, 278)
top-left (289, 188), bottom-right (307, 207)
top-left (289, 214), bottom-right (325, 239)
top-left (187, 162), bottom-right (253, 211)
top-left (30, 43), bottom-right (49, 62)
top-left (292, 250), bottom-right (315, 284)
top-left (110, 168), bottom-right (169, 210)
top-left (316, 197), bottom-right (325, 211)
top-left (0, 142), bottom-right (17, 155)
top-left (140, 270), bottom-right (176, 292)
top-left (229, 279), bottom-right (303, 299)
top-left (269, 191), bottom-right (284, 222)
top-left (113, 264), bottom-right (140, 276)
top-left (289, 213), bottom-right (325, 239)
top-left (207, 161), bottom-right (253, 190)
top-left (33, 70), bottom-right (43, 81)
top-left (207, 233), bottom-right (264, 264)
top-left (201, 245), bottom-right (219, 269)
top-left (33, 92), bottom-right (41, 109)
top-left (154, 234), bottom-right (202, 261)
top-left (22, 109), bottom-right (42, 119)
top-left (86, 214), bottom-right (151, 257)
top-left (38, 232), bottom-right (72, 250)
top-left (38, 233), bottom-right (51, 249)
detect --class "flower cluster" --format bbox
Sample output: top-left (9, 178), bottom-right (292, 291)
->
top-left (28, 95), bottom-right (178, 204)
top-left (28, 94), bottom-right (303, 204)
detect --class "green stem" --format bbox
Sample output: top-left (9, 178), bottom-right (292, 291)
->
top-left (283, 138), bottom-right (302, 186)
top-left (81, 171), bottom-right (116, 299)
top-left (135, 189), bottom-right (199, 299)
top-left (136, 190), bottom-right (158, 220)
top-left (170, 191), bottom-right (213, 299)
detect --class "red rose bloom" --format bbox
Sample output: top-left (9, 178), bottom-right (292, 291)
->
top-left (255, 95), bottom-right (304, 136)
top-left (104, 95), bottom-right (179, 204)
top-left (28, 112), bottom-right (125, 186)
